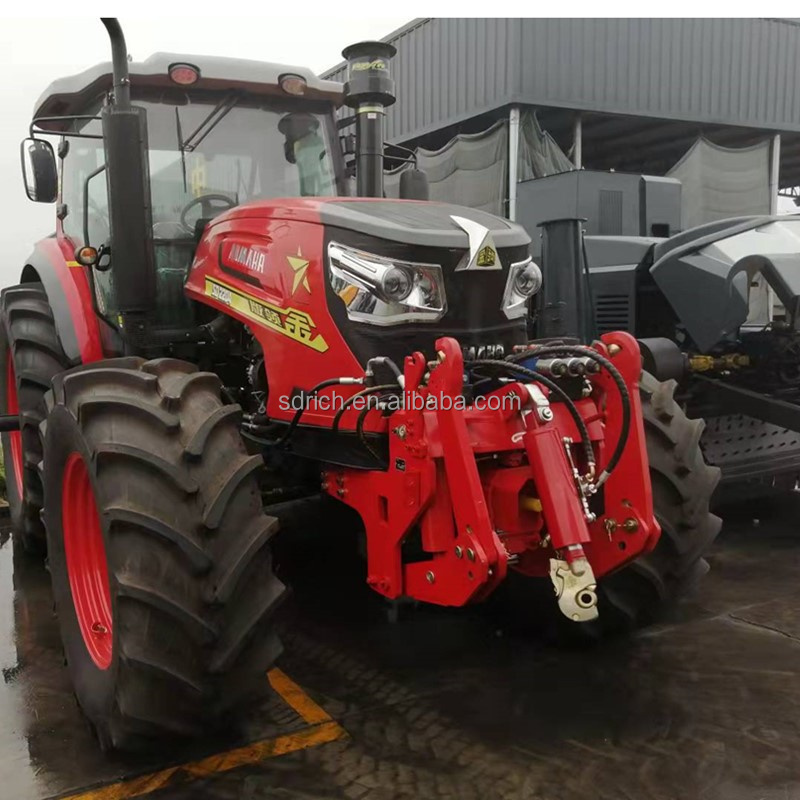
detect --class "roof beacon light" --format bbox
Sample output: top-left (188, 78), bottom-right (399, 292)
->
top-left (280, 73), bottom-right (307, 96)
top-left (169, 63), bottom-right (200, 86)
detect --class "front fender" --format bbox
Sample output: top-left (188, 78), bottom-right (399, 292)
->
top-left (20, 238), bottom-right (103, 364)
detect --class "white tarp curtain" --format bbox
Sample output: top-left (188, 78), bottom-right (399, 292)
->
top-left (667, 137), bottom-right (771, 229)
top-left (517, 111), bottom-right (575, 180)
top-left (384, 112), bottom-right (573, 215)
top-left (385, 121), bottom-right (508, 215)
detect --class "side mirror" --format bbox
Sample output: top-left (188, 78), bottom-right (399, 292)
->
top-left (399, 169), bottom-right (430, 201)
top-left (20, 138), bottom-right (57, 203)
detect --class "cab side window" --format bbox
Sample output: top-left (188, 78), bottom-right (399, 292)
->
top-left (60, 132), bottom-right (118, 317)
top-left (60, 138), bottom-right (108, 247)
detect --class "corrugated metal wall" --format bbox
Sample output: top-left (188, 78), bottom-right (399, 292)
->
top-left (323, 18), bottom-right (800, 141)
top-left (324, 18), bottom-right (521, 140)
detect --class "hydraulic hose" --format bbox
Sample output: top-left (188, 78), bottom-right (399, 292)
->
top-left (508, 345), bottom-right (631, 486)
top-left (271, 377), bottom-right (352, 448)
top-left (332, 384), bottom-right (401, 433)
top-left (465, 359), bottom-right (595, 472)
top-left (366, 356), bottom-right (404, 387)
top-left (356, 400), bottom-right (388, 466)
top-left (249, 377), bottom-right (399, 452)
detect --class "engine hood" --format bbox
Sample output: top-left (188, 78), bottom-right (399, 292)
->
top-left (213, 197), bottom-right (531, 250)
top-left (197, 196), bottom-right (533, 370)
top-left (650, 214), bottom-right (800, 351)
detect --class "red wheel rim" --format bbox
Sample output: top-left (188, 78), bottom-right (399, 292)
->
top-left (6, 352), bottom-right (23, 491)
top-left (62, 453), bottom-right (113, 670)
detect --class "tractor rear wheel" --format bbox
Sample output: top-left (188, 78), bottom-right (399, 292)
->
top-left (42, 357), bottom-right (285, 750)
top-left (0, 283), bottom-right (70, 554)
top-left (503, 371), bottom-right (721, 641)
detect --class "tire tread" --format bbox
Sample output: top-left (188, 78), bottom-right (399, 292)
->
top-left (0, 282), bottom-right (70, 552)
top-left (43, 358), bottom-right (285, 749)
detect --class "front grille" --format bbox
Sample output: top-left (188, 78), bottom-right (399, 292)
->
top-left (594, 293), bottom-right (631, 334)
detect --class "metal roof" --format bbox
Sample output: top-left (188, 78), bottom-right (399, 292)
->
top-left (323, 18), bottom-right (800, 141)
top-left (34, 52), bottom-right (344, 121)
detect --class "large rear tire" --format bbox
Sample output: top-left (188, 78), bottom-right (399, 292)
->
top-left (503, 371), bottom-right (721, 640)
top-left (42, 357), bottom-right (285, 750)
top-left (0, 283), bottom-right (70, 554)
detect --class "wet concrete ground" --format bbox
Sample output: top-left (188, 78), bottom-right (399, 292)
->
top-left (1, 495), bottom-right (800, 800)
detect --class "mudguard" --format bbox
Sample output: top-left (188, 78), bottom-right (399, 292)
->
top-left (19, 238), bottom-right (104, 364)
top-left (649, 214), bottom-right (800, 352)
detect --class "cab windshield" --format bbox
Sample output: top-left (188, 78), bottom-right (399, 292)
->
top-left (143, 88), bottom-right (343, 237)
top-left (65, 87), bottom-right (344, 248)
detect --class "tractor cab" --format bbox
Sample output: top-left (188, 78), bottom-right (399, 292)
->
top-left (27, 51), bottom-right (347, 333)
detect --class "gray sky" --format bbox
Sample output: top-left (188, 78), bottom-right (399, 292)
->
top-left (0, 16), bottom-right (407, 287)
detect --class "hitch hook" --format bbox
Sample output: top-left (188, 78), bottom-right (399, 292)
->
top-left (549, 557), bottom-right (599, 623)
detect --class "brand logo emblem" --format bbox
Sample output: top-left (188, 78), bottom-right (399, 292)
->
top-left (451, 215), bottom-right (503, 272)
top-left (352, 59), bottom-right (388, 72)
top-left (477, 246), bottom-right (496, 267)
top-left (224, 242), bottom-right (266, 274)
top-left (286, 248), bottom-right (311, 295)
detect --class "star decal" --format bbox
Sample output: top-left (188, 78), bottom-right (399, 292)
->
top-left (286, 248), bottom-right (310, 295)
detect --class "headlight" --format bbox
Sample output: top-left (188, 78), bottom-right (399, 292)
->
top-left (502, 257), bottom-right (542, 320)
top-left (328, 242), bottom-right (446, 326)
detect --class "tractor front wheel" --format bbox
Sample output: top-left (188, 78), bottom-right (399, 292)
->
top-left (503, 371), bottom-right (721, 641)
top-left (42, 357), bottom-right (285, 750)
top-left (592, 371), bottom-right (722, 633)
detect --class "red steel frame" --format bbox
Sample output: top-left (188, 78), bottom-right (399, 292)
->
top-left (322, 333), bottom-right (659, 607)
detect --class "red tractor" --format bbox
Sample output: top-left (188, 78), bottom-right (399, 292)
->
top-left (2, 19), bottom-right (719, 750)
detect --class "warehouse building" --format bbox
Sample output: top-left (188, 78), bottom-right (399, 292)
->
top-left (323, 18), bottom-right (800, 236)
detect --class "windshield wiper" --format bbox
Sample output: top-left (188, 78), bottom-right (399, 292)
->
top-left (175, 107), bottom-right (187, 193)
top-left (180, 92), bottom-right (241, 153)
top-left (176, 93), bottom-right (240, 194)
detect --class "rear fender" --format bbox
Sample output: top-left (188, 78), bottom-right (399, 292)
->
top-left (648, 215), bottom-right (800, 351)
top-left (19, 239), bottom-right (104, 365)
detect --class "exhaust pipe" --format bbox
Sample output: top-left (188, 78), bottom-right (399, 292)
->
top-left (99, 18), bottom-right (156, 341)
top-left (101, 18), bottom-right (131, 109)
top-left (342, 41), bottom-right (397, 198)
top-left (536, 218), bottom-right (596, 343)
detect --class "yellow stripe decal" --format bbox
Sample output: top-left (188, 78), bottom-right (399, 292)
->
top-left (58, 669), bottom-right (347, 800)
top-left (66, 261), bottom-right (83, 268)
top-left (205, 276), bottom-right (328, 353)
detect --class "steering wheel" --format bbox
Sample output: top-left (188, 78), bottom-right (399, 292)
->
top-left (179, 193), bottom-right (237, 233)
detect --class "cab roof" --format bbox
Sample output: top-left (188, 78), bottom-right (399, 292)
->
top-left (33, 51), bottom-right (344, 124)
